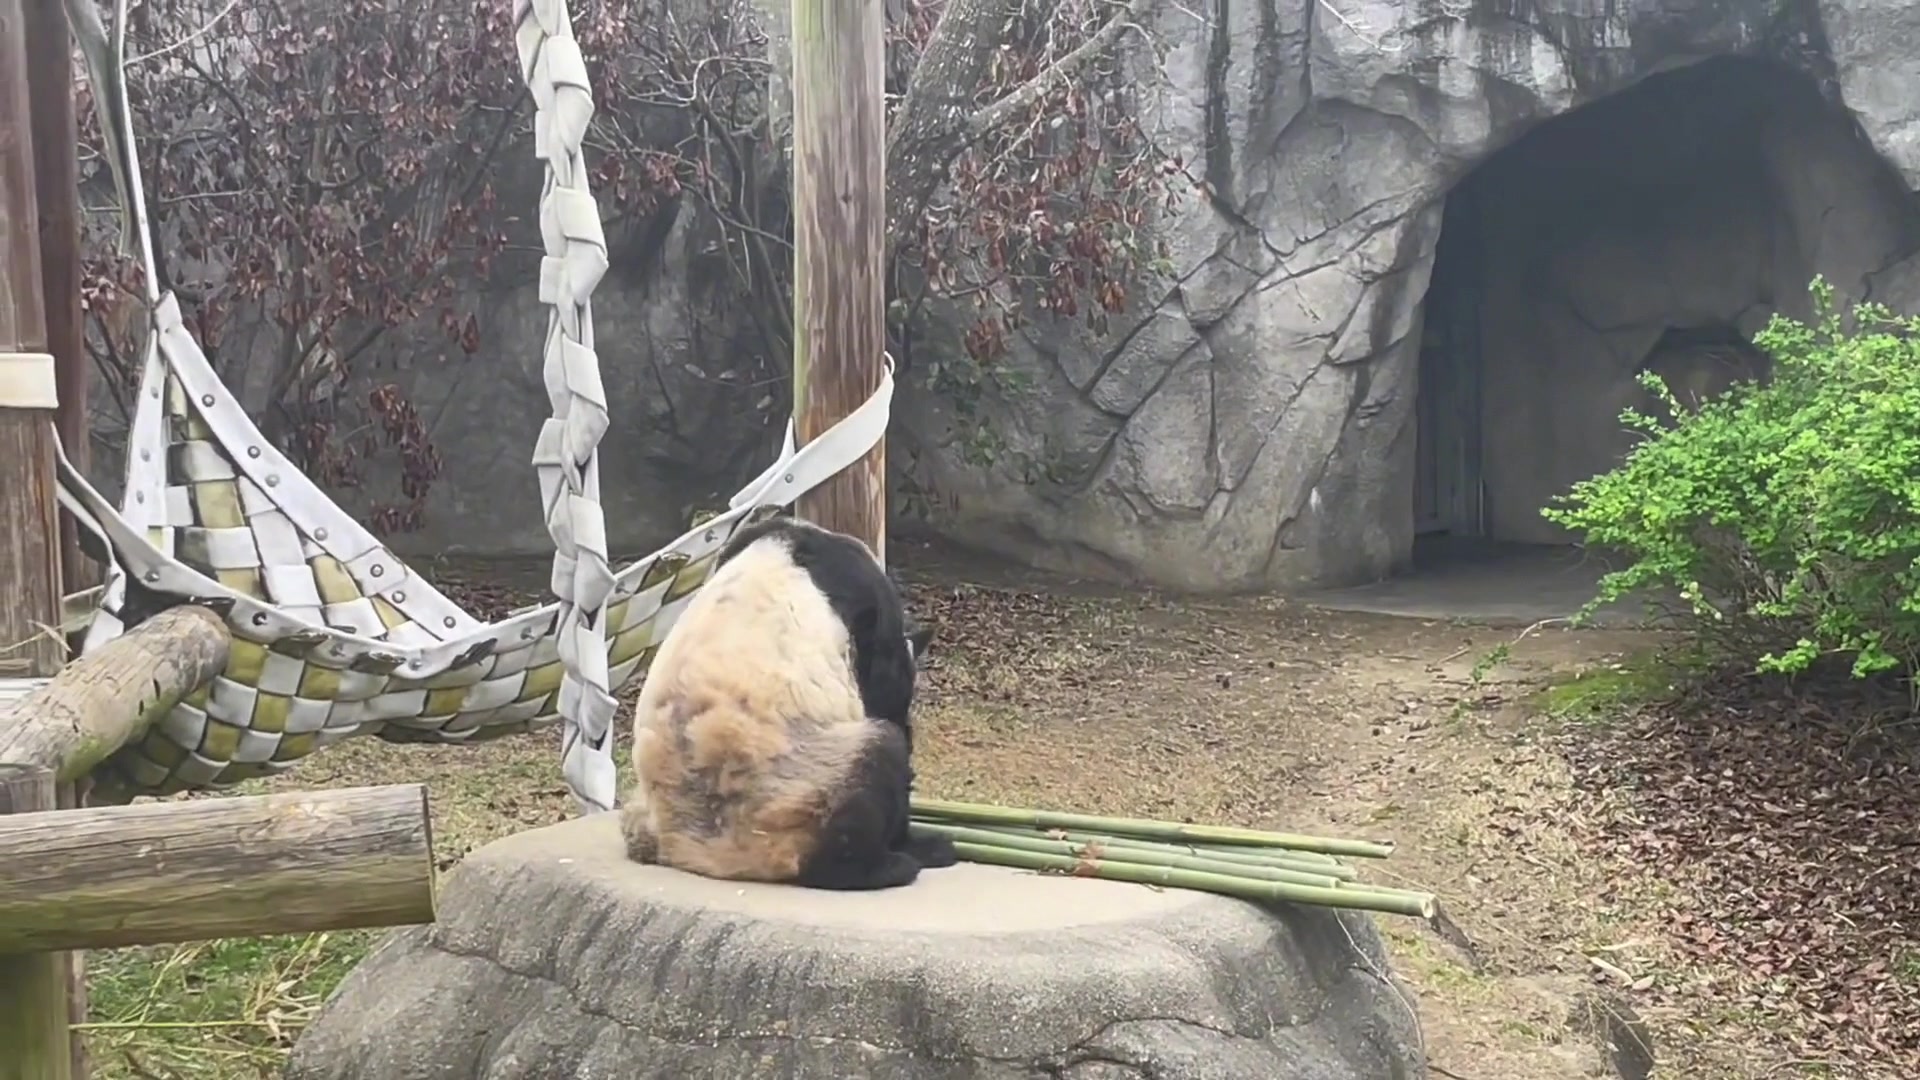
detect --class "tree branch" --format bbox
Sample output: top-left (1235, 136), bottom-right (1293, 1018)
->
top-left (969, 0), bottom-right (1150, 136)
top-left (884, 0), bottom-right (1151, 242)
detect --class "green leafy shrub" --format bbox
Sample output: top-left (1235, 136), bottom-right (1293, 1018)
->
top-left (1545, 279), bottom-right (1920, 681)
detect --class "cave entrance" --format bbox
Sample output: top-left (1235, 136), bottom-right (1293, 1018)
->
top-left (1412, 183), bottom-right (1484, 540)
top-left (1412, 55), bottom-right (1916, 545)
top-left (1376, 54), bottom-right (1918, 620)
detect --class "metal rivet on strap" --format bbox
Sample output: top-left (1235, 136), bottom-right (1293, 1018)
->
top-left (247, 446), bottom-right (262, 458)
top-left (143, 570), bottom-right (159, 582)
top-left (370, 565), bottom-right (385, 578)
top-left (265, 474), bottom-right (280, 487)
top-left (394, 591), bottom-right (406, 603)
top-left (315, 527), bottom-right (328, 541)
top-left (784, 473), bottom-right (794, 483)
top-left (443, 617), bottom-right (456, 628)
top-left (201, 394), bottom-right (215, 407)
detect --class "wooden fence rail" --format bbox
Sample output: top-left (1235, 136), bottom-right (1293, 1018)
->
top-left (0, 604), bottom-right (440, 1080)
top-left (0, 778), bottom-right (437, 955)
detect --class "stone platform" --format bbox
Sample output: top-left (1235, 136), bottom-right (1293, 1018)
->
top-left (285, 814), bottom-right (1426, 1079)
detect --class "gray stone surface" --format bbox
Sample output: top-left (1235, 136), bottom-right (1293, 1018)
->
top-left (894, 0), bottom-right (1920, 591)
top-left (100, 0), bottom-right (1920, 593)
top-left (285, 815), bottom-right (1426, 1079)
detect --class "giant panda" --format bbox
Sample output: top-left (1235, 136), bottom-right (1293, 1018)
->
top-left (619, 515), bottom-right (959, 890)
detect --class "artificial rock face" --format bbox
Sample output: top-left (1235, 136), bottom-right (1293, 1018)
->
top-left (890, 0), bottom-right (1920, 591)
top-left (285, 815), bottom-right (1426, 1080)
top-left (280, 0), bottom-right (1920, 593)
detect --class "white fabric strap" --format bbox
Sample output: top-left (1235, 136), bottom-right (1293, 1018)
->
top-left (0, 352), bottom-right (58, 409)
top-left (515, 0), bottom-right (622, 816)
top-left (729, 355), bottom-right (897, 513)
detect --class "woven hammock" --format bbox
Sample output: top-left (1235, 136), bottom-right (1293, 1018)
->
top-left (51, 0), bottom-right (891, 815)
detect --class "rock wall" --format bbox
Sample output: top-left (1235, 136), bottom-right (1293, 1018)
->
top-left (350, 204), bottom-right (788, 557)
top-left (94, 0), bottom-right (1920, 591)
top-left (896, 0), bottom-right (1920, 591)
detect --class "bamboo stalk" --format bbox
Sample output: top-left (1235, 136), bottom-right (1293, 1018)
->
top-left (949, 823), bottom-right (1357, 879)
top-left (910, 797), bottom-right (1395, 859)
top-left (925, 823), bottom-right (1423, 901)
top-left (946, 842), bottom-right (1436, 918)
top-left (911, 822), bottom-right (1349, 888)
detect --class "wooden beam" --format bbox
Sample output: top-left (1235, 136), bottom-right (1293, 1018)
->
top-left (54, 777), bottom-right (89, 1080)
top-left (0, 766), bottom-right (74, 1080)
top-left (0, 0), bottom-right (65, 682)
top-left (0, 783), bottom-right (437, 955)
top-left (0, 603), bottom-right (231, 783)
top-left (789, 0), bottom-right (887, 559)
top-left (23, 0), bottom-right (91, 596)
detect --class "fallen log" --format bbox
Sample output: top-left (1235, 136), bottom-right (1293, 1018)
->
top-left (0, 782), bottom-right (436, 954)
top-left (0, 602), bottom-right (229, 782)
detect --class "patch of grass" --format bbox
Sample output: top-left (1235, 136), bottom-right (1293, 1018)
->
top-left (1895, 947), bottom-right (1920, 987)
top-left (1530, 654), bottom-right (1684, 726)
top-left (81, 931), bottom-right (376, 1079)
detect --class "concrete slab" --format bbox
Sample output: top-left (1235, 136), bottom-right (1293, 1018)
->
top-left (1302, 538), bottom-right (1678, 629)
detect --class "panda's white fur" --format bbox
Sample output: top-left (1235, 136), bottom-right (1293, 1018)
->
top-left (619, 516), bottom-right (954, 890)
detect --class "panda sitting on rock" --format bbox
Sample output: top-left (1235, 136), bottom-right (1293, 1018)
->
top-left (620, 515), bottom-right (958, 890)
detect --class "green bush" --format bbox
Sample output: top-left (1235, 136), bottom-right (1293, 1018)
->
top-left (1545, 279), bottom-right (1920, 680)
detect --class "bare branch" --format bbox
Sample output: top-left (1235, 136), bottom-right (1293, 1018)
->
top-left (968, 0), bottom-right (1151, 137)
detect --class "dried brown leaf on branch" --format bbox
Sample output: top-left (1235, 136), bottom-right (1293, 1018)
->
top-left (75, 0), bottom-right (1184, 531)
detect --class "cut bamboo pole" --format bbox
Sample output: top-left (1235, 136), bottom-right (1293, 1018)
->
top-left (911, 797), bottom-right (1395, 859)
top-left (946, 842), bottom-right (1436, 918)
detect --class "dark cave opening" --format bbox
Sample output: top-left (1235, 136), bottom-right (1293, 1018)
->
top-left (1412, 54), bottom-right (1919, 561)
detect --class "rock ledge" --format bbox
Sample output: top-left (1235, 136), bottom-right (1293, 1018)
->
top-left (286, 814), bottom-right (1426, 1079)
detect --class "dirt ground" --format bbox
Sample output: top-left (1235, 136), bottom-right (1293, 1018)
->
top-left (79, 541), bottom-right (1913, 1079)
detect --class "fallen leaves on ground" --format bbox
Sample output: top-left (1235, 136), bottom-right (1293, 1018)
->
top-left (1563, 669), bottom-right (1920, 1072)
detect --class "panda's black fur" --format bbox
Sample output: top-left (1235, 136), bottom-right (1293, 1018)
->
top-left (620, 515), bottom-right (957, 890)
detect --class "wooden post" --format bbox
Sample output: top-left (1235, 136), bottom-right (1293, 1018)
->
top-left (789, 0), bottom-right (887, 559)
top-left (0, 766), bottom-right (74, 1080)
top-left (18, 13), bottom-right (87, 1040)
top-left (0, 0), bottom-right (64, 681)
top-left (0, 784), bottom-right (437, 954)
top-left (0, 1), bottom-right (74, 1074)
top-left (24, 0), bottom-right (92, 596)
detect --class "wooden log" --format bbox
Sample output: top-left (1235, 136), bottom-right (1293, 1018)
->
top-left (24, 0), bottom-right (92, 597)
top-left (789, 0), bottom-right (887, 559)
top-left (54, 777), bottom-right (88, 1080)
top-left (0, 766), bottom-right (74, 1080)
top-left (0, 603), bottom-right (231, 783)
top-left (0, 783), bottom-right (437, 955)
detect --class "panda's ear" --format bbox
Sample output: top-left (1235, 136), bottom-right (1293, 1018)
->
top-left (905, 622), bottom-right (933, 662)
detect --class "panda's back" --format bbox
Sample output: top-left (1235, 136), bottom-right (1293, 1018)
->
top-left (629, 533), bottom-right (876, 879)
top-left (642, 536), bottom-right (863, 730)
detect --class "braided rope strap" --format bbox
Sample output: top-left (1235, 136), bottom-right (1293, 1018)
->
top-left (514, 0), bottom-right (620, 814)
